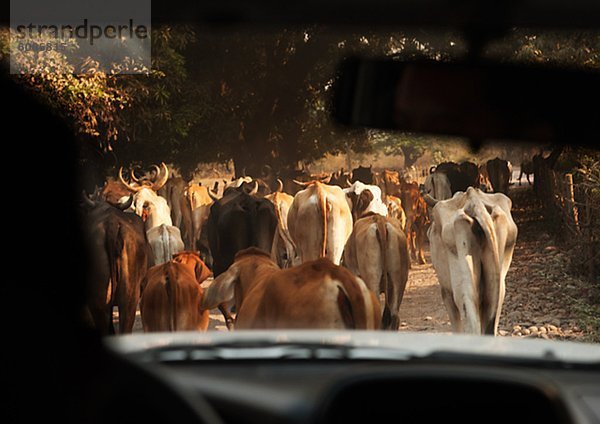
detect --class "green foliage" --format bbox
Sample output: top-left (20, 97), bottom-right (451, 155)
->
top-left (369, 130), bottom-right (445, 167)
top-left (4, 24), bottom-right (599, 178)
top-left (1, 28), bottom-right (129, 149)
top-left (114, 25), bottom-right (204, 172)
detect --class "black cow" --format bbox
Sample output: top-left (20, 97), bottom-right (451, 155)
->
top-left (82, 197), bottom-right (150, 335)
top-left (459, 161), bottom-right (480, 188)
top-left (434, 161), bottom-right (480, 194)
top-left (351, 165), bottom-right (375, 184)
top-left (329, 168), bottom-right (352, 188)
top-left (227, 178), bottom-right (272, 197)
top-left (486, 157), bottom-right (512, 194)
top-left (207, 189), bottom-right (278, 328)
top-left (519, 160), bottom-right (534, 186)
top-left (281, 168), bottom-right (313, 195)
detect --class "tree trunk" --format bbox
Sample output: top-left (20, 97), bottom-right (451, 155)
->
top-left (401, 146), bottom-right (418, 168)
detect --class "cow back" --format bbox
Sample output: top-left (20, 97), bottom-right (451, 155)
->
top-left (208, 191), bottom-right (277, 276)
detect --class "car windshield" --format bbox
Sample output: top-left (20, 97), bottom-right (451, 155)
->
top-left (3, 22), bottom-right (598, 348)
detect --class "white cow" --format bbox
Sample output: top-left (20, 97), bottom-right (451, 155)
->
top-left (423, 171), bottom-right (452, 201)
top-left (119, 163), bottom-right (173, 231)
top-left (185, 184), bottom-right (217, 250)
top-left (265, 180), bottom-right (296, 268)
top-left (343, 181), bottom-right (388, 221)
top-left (343, 214), bottom-right (409, 330)
top-left (427, 187), bottom-right (518, 335)
top-left (147, 224), bottom-right (185, 266)
top-left (288, 181), bottom-right (353, 265)
top-left (226, 176), bottom-right (253, 189)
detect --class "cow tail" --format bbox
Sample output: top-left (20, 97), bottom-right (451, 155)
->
top-left (106, 223), bottom-right (123, 308)
top-left (470, 204), bottom-right (502, 335)
top-left (273, 196), bottom-right (297, 263)
top-left (164, 225), bottom-right (172, 265)
top-left (337, 276), bottom-right (375, 330)
top-left (317, 184), bottom-right (328, 258)
top-left (165, 264), bottom-right (177, 332)
top-left (375, 216), bottom-right (390, 321)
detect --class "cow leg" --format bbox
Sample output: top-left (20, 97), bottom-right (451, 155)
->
top-left (412, 231), bottom-right (419, 262)
top-left (385, 267), bottom-right (408, 332)
top-left (407, 229), bottom-right (418, 263)
top-left (381, 305), bottom-right (393, 330)
top-left (89, 305), bottom-right (114, 335)
top-left (440, 287), bottom-right (462, 332)
top-left (191, 214), bottom-right (200, 255)
top-left (527, 174), bottom-right (532, 186)
top-left (173, 207), bottom-right (182, 230)
top-left (382, 302), bottom-right (400, 331)
top-left (218, 303), bottom-right (235, 330)
top-left (405, 232), bottom-right (413, 268)
top-left (118, 297), bottom-right (138, 334)
top-left (270, 231), bottom-right (282, 267)
top-left (416, 229), bottom-right (426, 265)
top-left (450, 283), bottom-right (481, 335)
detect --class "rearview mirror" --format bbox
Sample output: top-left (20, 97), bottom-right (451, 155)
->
top-left (332, 58), bottom-right (600, 144)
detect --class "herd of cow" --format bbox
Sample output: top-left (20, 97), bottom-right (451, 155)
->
top-left (82, 157), bottom-right (518, 337)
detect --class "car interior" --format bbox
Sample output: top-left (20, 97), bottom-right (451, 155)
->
top-left (5, 1), bottom-right (600, 423)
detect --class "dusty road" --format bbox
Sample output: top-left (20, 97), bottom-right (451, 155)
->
top-left (120, 185), bottom-right (595, 341)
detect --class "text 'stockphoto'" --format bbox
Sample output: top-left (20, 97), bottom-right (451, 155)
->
top-left (10, 0), bottom-right (151, 75)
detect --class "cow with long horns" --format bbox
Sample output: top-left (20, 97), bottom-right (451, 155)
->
top-left (119, 163), bottom-right (173, 231)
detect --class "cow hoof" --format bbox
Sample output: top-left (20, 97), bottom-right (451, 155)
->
top-left (225, 318), bottom-right (236, 330)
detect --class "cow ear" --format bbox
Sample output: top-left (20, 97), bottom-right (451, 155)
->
top-left (195, 260), bottom-right (212, 284)
top-left (200, 266), bottom-right (239, 310)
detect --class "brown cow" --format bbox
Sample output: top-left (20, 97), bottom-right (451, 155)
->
top-left (140, 251), bottom-right (211, 332)
top-left (400, 182), bottom-right (429, 265)
top-left (381, 169), bottom-right (403, 198)
top-left (201, 248), bottom-right (381, 330)
top-left (478, 164), bottom-right (493, 192)
top-left (100, 177), bottom-right (132, 207)
top-left (84, 199), bottom-right (149, 335)
top-left (172, 251), bottom-right (213, 283)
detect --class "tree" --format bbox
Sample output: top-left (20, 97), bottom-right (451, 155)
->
top-left (16, 25), bottom-right (597, 179)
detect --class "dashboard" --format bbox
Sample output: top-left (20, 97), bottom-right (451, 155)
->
top-left (134, 359), bottom-right (600, 424)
